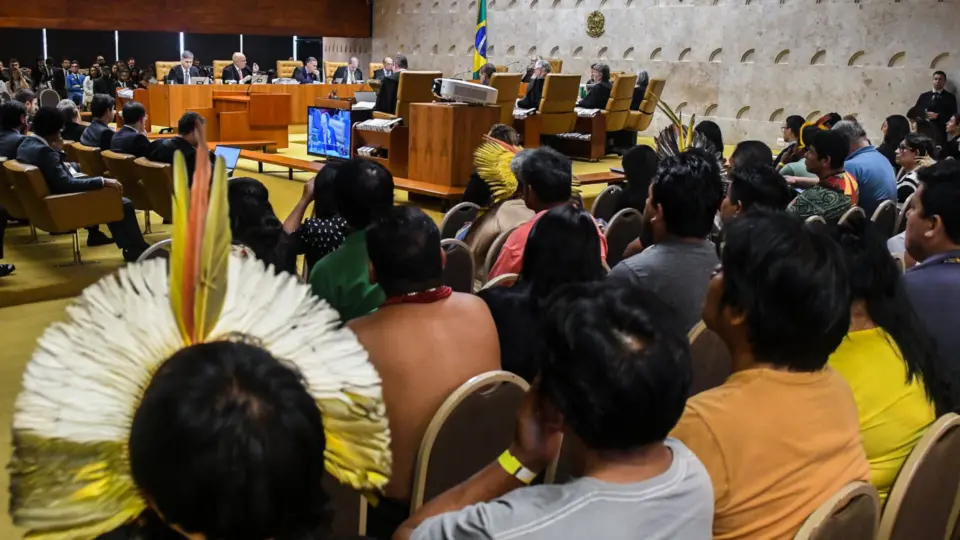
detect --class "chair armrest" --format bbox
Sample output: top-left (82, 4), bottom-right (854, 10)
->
top-left (45, 188), bottom-right (124, 231)
top-left (373, 111), bottom-right (399, 120)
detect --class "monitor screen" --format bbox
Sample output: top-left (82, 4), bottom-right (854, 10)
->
top-left (307, 106), bottom-right (352, 159)
top-left (214, 145), bottom-right (242, 169)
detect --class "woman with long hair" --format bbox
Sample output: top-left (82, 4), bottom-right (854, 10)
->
top-left (895, 133), bottom-right (937, 202)
top-left (228, 177), bottom-right (290, 273)
top-left (828, 213), bottom-right (958, 501)
top-left (877, 115), bottom-right (910, 172)
top-left (296, 164), bottom-right (348, 271)
top-left (4, 63), bottom-right (30, 95)
top-left (478, 204), bottom-right (606, 381)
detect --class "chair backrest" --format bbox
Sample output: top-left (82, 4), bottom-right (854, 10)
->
top-left (154, 61), bottom-right (180, 82)
top-left (277, 60), bottom-right (304, 79)
top-left (410, 371), bottom-right (530, 511)
top-left (603, 207), bottom-right (643, 268)
top-left (324, 61), bottom-right (348, 83)
top-left (590, 184), bottom-right (623, 223)
top-left (838, 206), bottom-right (866, 226)
top-left (369, 62), bottom-right (384, 76)
top-left (137, 238), bottom-right (172, 262)
top-left (546, 58), bottom-right (563, 74)
top-left (629, 78), bottom-right (666, 132)
top-left (894, 193), bottom-right (915, 236)
top-left (74, 144), bottom-right (107, 177)
top-left (687, 321), bottom-right (733, 396)
top-left (3, 160), bottom-right (54, 231)
top-left (479, 273), bottom-right (519, 290)
top-left (440, 239), bottom-right (475, 294)
top-left (794, 481), bottom-right (880, 540)
top-left (877, 413), bottom-right (960, 540)
top-left (604, 74), bottom-right (637, 132)
top-left (439, 202), bottom-right (480, 240)
top-left (322, 473), bottom-right (365, 537)
top-left (212, 60), bottom-right (232, 80)
top-left (538, 74), bottom-right (580, 136)
top-left (0, 157), bottom-right (28, 220)
top-left (135, 157), bottom-right (173, 221)
top-left (101, 150), bottom-right (151, 210)
top-left (483, 227), bottom-right (516, 282)
top-left (63, 141), bottom-right (80, 164)
top-left (39, 88), bottom-right (60, 108)
top-left (396, 71), bottom-right (442, 120)
top-left (871, 199), bottom-right (897, 238)
top-left (490, 73), bottom-right (523, 125)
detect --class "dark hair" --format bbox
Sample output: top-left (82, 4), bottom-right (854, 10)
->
top-left (366, 206), bottom-right (442, 296)
top-left (728, 164), bottom-right (792, 212)
top-left (651, 149), bottom-right (723, 238)
top-left (906, 105), bottom-right (924, 122)
top-left (883, 115), bottom-right (910, 148)
top-left (785, 115), bottom-right (805, 139)
top-left (914, 118), bottom-right (943, 146)
top-left (917, 160), bottom-right (960, 245)
top-left (227, 177), bottom-right (284, 268)
top-left (13, 88), bottom-right (36, 106)
top-left (90, 94), bottom-right (116, 119)
top-left (129, 341), bottom-right (330, 539)
top-left (539, 278), bottom-right (692, 450)
top-left (488, 123), bottom-right (520, 145)
top-left (312, 164), bottom-right (341, 219)
top-left (719, 211), bottom-right (849, 370)
top-left (934, 70), bottom-right (947, 79)
top-left (729, 140), bottom-right (772, 171)
top-left (30, 106), bottom-right (64, 138)
top-left (394, 54), bottom-right (408, 69)
top-left (824, 112), bottom-right (843, 128)
top-left (178, 111), bottom-right (205, 136)
top-left (694, 120), bottom-right (724, 156)
top-left (950, 112), bottom-right (960, 129)
top-left (0, 100), bottom-right (27, 130)
top-left (799, 124), bottom-right (823, 149)
top-left (334, 158), bottom-right (394, 229)
top-left (121, 100), bottom-right (147, 125)
top-left (808, 130), bottom-right (849, 169)
top-left (621, 144), bottom-right (658, 210)
top-left (590, 63), bottom-right (611, 83)
top-left (518, 147), bottom-right (572, 204)
top-left (902, 133), bottom-right (936, 158)
top-left (521, 205), bottom-right (606, 300)
top-left (8, 58), bottom-right (17, 65)
top-left (480, 63), bottom-right (496, 78)
top-left (832, 213), bottom-right (958, 414)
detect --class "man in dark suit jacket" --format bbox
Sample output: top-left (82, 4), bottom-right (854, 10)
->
top-left (0, 100), bottom-right (27, 158)
top-left (294, 57), bottom-right (322, 84)
top-left (18, 107), bottom-right (149, 261)
top-left (58, 100), bottom-right (86, 142)
top-left (577, 63), bottom-right (612, 110)
top-left (517, 60), bottom-right (551, 110)
top-left (372, 57), bottom-right (395, 80)
top-left (167, 51), bottom-right (202, 84)
top-left (914, 71), bottom-right (958, 137)
top-left (148, 111), bottom-right (216, 184)
top-left (374, 55), bottom-right (408, 116)
top-left (222, 52), bottom-right (255, 84)
top-left (332, 57), bottom-right (363, 83)
top-left (110, 101), bottom-right (151, 158)
top-left (80, 94), bottom-right (116, 150)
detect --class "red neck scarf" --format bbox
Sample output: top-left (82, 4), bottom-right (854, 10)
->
top-left (382, 286), bottom-right (453, 306)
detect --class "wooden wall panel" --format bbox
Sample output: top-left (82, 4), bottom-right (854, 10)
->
top-left (0, 0), bottom-right (371, 37)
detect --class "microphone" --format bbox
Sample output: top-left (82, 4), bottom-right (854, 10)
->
top-left (450, 70), bottom-right (472, 80)
top-left (502, 61), bottom-right (523, 72)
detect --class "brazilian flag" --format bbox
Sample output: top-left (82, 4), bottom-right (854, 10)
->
top-left (472, 0), bottom-right (487, 79)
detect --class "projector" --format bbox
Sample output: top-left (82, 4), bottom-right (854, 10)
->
top-left (435, 78), bottom-right (499, 105)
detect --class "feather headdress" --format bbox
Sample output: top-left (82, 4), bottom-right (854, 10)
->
top-left (474, 136), bottom-right (523, 206)
top-left (9, 132), bottom-right (391, 539)
top-left (653, 98), bottom-right (722, 163)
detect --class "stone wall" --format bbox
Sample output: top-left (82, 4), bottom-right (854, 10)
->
top-left (369, 0), bottom-right (959, 144)
top-left (322, 37), bottom-right (374, 77)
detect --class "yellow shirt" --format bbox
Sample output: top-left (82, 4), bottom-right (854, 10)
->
top-left (671, 367), bottom-right (869, 540)
top-left (828, 327), bottom-right (935, 502)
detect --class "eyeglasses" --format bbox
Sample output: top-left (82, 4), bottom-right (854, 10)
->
top-left (898, 144), bottom-right (916, 152)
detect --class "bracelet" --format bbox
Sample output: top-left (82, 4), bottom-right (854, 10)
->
top-left (498, 449), bottom-right (537, 485)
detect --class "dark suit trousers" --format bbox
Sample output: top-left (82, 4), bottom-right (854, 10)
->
top-left (104, 197), bottom-right (147, 252)
top-left (0, 205), bottom-right (7, 259)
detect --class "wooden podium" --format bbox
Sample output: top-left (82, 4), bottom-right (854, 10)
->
top-left (148, 84), bottom-right (212, 127)
top-left (186, 93), bottom-right (291, 149)
top-left (408, 103), bottom-right (500, 188)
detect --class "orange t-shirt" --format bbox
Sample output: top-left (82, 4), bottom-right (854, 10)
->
top-left (671, 367), bottom-right (870, 540)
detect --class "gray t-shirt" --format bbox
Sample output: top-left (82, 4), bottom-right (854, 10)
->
top-left (411, 438), bottom-right (714, 540)
top-left (609, 239), bottom-right (719, 332)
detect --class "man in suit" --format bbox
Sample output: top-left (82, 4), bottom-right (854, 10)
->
top-left (332, 57), bottom-right (363, 84)
top-left (577, 62), bottom-right (612, 110)
top-left (57, 99), bottom-right (86, 142)
top-left (517, 60), bottom-right (550, 110)
top-left (80, 94), bottom-right (116, 150)
top-left (294, 57), bottom-right (321, 84)
top-left (148, 111), bottom-right (215, 184)
top-left (0, 100), bottom-right (27, 158)
top-left (373, 57), bottom-right (395, 80)
top-left (17, 107), bottom-right (149, 261)
top-left (111, 101), bottom-right (151, 158)
top-left (126, 58), bottom-right (141, 87)
top-left (222, 52), bottom-right (257, 84)
top-left (166, 50), bottom-right (201, 85)
top-left (374, 54), bottom-right (408, 116)
top-left (521, 55), bottom-right (541, 83)
top-left (914, 71), bottom-right (958, 138)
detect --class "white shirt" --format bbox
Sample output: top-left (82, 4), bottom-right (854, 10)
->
top-left (346, 68), bottom-right (355, 84)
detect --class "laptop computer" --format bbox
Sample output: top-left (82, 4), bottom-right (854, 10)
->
top-left (252, 73), bottom-right (269, 84)
top-left (214, 145), bottom-right (242, 175)
top-left (354, 91), bottom-right (377, 103)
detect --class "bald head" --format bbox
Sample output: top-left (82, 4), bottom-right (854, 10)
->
top-left (232, 53), bottom-right (247, 69)
top-left (349, 57), bottom-right (359, 70)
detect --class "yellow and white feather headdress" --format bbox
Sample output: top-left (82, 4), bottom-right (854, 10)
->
top-left (9, 131), bottom-right (391, 539)
top-left (473, 137), bottom-right (582, 205)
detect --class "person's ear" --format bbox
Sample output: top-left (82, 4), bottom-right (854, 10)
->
top-left (367, 260), bottom-right (378, 285)
top-left (654, 202), bottom-right (665, 223)
top-left (725, 304), bottom-right (748, 329)
top-left (928, 215), bottom-right (944, 239)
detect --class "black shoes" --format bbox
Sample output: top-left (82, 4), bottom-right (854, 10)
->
top-left (87, 230), bottom-right (115, 247)
top-left (0, 263), bottom-right (14, 278)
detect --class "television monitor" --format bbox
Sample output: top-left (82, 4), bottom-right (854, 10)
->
top-left (307, 106), bottom-right (352, 160)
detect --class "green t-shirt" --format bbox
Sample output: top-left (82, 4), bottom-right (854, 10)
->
top-left (780, 160), bottom-right (816, 178)
top-left (309, 230), bottom-right (386, 323)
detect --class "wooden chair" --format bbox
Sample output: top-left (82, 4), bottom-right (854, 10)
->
top-left (276, 60), bottom-right (303, 79)
top-left (590, 184), bottom-right (623, 223)
top-left (74, 143), bottom-right (108, 177)
top-left (877, 413), bottom-right (960, 540)
top-left (478, 273), bottom-right (519, 291)
top-left (482, 227), bottom-right (516, 283)
top-left (369, 62), bottom-right (384, 77)
top-left (3, 160), bottom-right (123, 265)
top-left (374, 71), bottom-right (442, 123)
top-left (135, 158), bottom-right (173, 222)
top-left (324, 61), bottom-right (348, 83)
top-left (439, 202), bottom-right (480, 240)
top-left (489, 73), bottom-right (523, 125)
top-left (871, 200), bottom-right (897, 238)
top-left (603, 207), bottom-right (642, 268)
top-left (440, 239), bottom-right (475, 294)
top-left (602, 74), bottom-right (637, 132)
top-left (39, 88), bottom-right (60, 108)
top-left (687, 321), bottom-right (732, 397)
top-left (63, 141), bottom-right (80, 164)
top-left (794, 482), bottom-right (880, 540)
top-left (625, 78), bottom-right (666, 132)
top-left (0, 156), bottom-right (37, 242)
top-left (894, 193), bottom-right (915, 236)
top-left (212, 60), bottom-right (232, 80)
top-left (154, 61), bottom-right (180, 82)
top-left (536, 74), bottom-right (581, 136)
top-left (410, 371), bottom-right (530, 511)
top-left (839, 206), bottom-right (866, 226)
top-left (546, 58), bottom-right (563, 74)
top-left (101, 151), bottom-right (155, 233)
